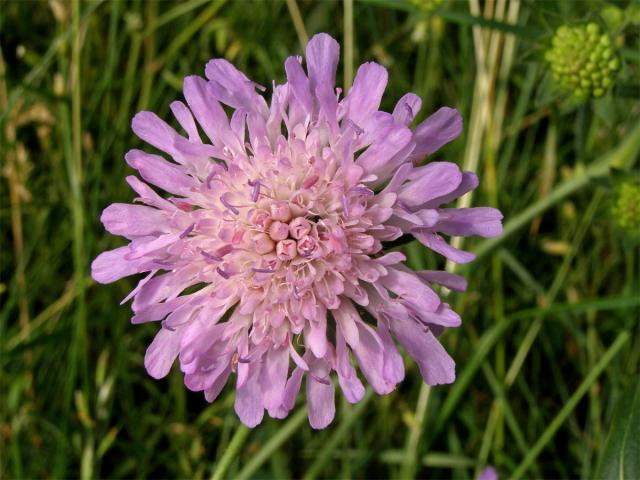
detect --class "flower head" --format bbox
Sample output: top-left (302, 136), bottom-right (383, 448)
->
top-left (545, 22), bottom-right (620, 99)
top-left (92, 33), bottom-right (502, 428)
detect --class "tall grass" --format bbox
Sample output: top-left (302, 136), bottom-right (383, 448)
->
top-left (1, 0), bottom-right (638, 478)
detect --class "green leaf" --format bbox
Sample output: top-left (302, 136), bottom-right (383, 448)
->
top-left (596, 377), bottom-right (640, 479)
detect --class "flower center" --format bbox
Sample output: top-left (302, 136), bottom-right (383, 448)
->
top-left (250, 201), bottom-right (321, 262)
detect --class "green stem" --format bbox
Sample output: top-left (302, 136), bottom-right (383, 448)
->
top-left (211, 424), bottom-right (251, 480)
top-left (400, 384), bottom-right (431, 479)
top-left (237, 407), bottom-right (308, 480)
top-left (302, 390), bottom-right (374, 480)
top-left (509, 331), bottom-right (630, 480)
top-left (343, 0), bottom-right (354, 90)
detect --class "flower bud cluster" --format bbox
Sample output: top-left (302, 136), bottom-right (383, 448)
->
top-left (545, 23), bottom-right (620, 98)
top-left (611, 181), bottom-right (640, 233)
top-left (250, 202), bottom-right (319, 261)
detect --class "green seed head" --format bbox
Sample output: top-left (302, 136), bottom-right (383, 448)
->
top-left (546, 23), bottom-right (620, 99)
top-left (611, 181), bottom-right (640, 233)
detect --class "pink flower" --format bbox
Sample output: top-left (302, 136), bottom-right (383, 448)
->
top-left (91, 33), bottom-right (502, 429)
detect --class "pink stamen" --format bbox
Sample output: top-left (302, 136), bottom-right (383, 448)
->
top-left (201, 251), bottom-right (223, 262)
top-left (248, 179), bottom-right (261, 202)
top-left (220, 193), bottom-right (240, 215)
top-left (252, 267), bottom-right (276, 274)
top-left (179, 223), bottom-right (195, 239)
top-left (216, 267), bottom-right (230, 279)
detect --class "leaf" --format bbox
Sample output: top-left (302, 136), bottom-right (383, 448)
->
top-left (596, 377), bottom-right (640, 479)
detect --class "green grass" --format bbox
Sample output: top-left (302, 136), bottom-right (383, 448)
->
top-left (1, 0), bottom-right (639, 478)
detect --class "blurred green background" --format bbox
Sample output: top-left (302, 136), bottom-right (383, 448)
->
top-left (1, 0), bottom-right (639, 478)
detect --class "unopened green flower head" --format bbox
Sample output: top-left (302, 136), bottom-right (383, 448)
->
top-left (545, 23), bottom-right (620, 99)
top-left (611, 181), bottom-right (640, 233)
top-left (409, 0), bottom-right (445, 12)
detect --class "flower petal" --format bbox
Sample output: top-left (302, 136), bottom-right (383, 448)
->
top-left (234, 363), bottom-right (265, 428)
top-left (131, 111), bottom-right (218, 165)
top-left (398, 162), bottom-right (462, 210)
top-left (260, 345), bottom-right (290, 411)
top-left (380, 268), bottom-right (441, 313)
top-left (125, 149), bottom-right (195, 196)
top-left (182, 75), bottom-right (244, 154)
top-left (435, 207), bottom-right (504, 238)
top-left (306, 358), bottom-right (335, 429)
top-left (413, 231), bottom-right (476, 264)
top-left (425, 171), bottom-right (479, 207)
top-left (343, 62), bottom-right (388, 127)
top-left (417, 270), bottom-right (468, 292)
top-left (335, 329), bottom-right (366, 404)
top-left (390, 316), bottom-right (456, 385)
top-left (144, 327), bottom-right (182, 379)
top-left (409, 107), bottom-right (462, 162)
top-left (205, 59), bottom-right (269, 117)
top-left (392, 93), bottom-right (422, 125)
top-left (91, 246), bottom-right (145, 284)
top-left (101, 203), bottom-right (170, 239)
top-left (306, 33), bottom-right (339, 92)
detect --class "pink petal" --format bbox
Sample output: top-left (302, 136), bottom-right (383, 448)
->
top-left (409, 107), bottom-right (463, 162)
top-left (182, 75), bottom-right (243, 154)
top-left (343, 62), bottom-right (388, 127)
top-left (417, 270), bottom-right (468, 292)
top-left (170, 100), bottom-right (202, 143)
top-left (91, 246), bottom-right (144, 284)
top-left (398, 162), bottom-right (463, 210)
top-left (392, 93), bottom-right (422, 125)
top-left (413, 231), bottom-right (476, 264)
top-left (144, 327), bottom-right (182, 379)
top-left (435, 207), bottom-right (504, 238)
top-left (205, 59), bottom-right (269, 117)
top-left (101, 203), bottom-right (169, 239)
top-left (390, 316), bottom-right (455, 385)
top-left (260, 345), bottom-right (290, 411)
top-left (125, 149), bottom-right (194, 196)
top-left (336, 329), bottom-right (366, 404)
top-left (306, 359), bottom-right (335, 429)
top-left (234, 363), bottom-right (265, 428)
top-left (380, 268), bottom-right (441, 313)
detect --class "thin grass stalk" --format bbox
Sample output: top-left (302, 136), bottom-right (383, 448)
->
top-left (509, 331), bottom-right (631, 480)
top-left (70, 0), bottom-right (89, 396)
top-left (0, 44), bottom-right (31, 362)
top-left (210, 423), bottom-right (251, 480)
top-left (302, 390), bottom-right (374, 480)
top-left (504, 191), bottom-right (603, 388)
top-left (286, 0), bottom-right (308, 51)
top-left (236, 407), bottom-right (308, 480)
top-left (343, 0), bottom-right (354, 90)
top-left (400, 384), bottom-right (431, 479)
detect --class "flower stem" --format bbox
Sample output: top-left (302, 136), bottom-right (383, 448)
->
top-left (210, 423), bottom-right (251, 480)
